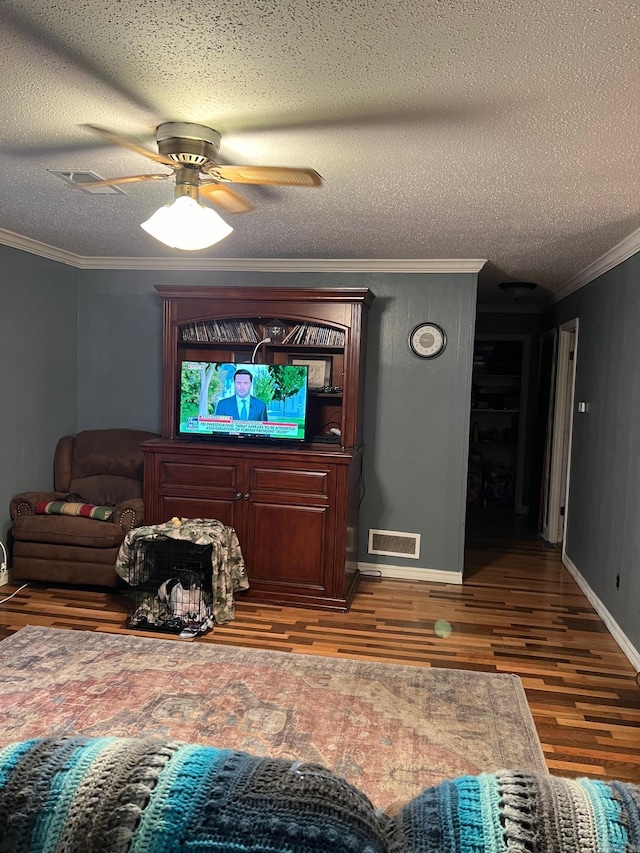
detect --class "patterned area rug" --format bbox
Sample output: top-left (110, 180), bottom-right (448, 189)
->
top-left (0, 625), bottom-right (546, 805)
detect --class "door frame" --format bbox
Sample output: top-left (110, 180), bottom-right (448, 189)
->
top-left (537, 328), bottom-right (558, 534)
top-left (543, 318), bottom-right (579, 544)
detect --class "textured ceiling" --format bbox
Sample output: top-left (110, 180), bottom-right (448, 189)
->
top-left (1, 0), bottom-right (639, 307)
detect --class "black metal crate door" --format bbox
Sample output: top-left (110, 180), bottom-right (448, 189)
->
top-left (126, 537), bottom-right (213, 636)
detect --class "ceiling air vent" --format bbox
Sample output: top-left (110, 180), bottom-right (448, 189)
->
top-left (48, 170), bottom-right (125, 195)
top-left (368, 529), bottom-right (421, 559)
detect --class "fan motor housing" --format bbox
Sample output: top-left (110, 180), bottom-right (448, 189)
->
top-left (156, 122), bottom-right (221, 167)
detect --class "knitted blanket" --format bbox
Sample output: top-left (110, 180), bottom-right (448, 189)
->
top-left (0, 735), bottom-right (638, 853)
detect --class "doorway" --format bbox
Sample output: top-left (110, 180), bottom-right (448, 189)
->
top-left (542, 319), bottom-right (579, 545)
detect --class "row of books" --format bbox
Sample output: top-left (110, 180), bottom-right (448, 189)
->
top-left (181, 319), bottom-right (346, 347)
top-left (280, 324), bottom-right (345, 346)
top-left (181, 320), bottom-right (260, 343)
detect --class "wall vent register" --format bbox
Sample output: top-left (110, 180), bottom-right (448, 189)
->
top-left (368, 529), bottom-right (421, 559)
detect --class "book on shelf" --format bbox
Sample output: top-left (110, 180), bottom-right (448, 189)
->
top-left (181, 319), bottom-right (260, 343)
top-left (280, 324), bottom-right (345, 347)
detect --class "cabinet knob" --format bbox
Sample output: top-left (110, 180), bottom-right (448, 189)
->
top-left (243, 493), bottom-right (250, 500)
top-left (234, 492), bottom-right (242, 501)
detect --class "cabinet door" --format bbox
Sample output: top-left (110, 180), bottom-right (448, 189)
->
top-left (143, 440), bottom-right (359, 610)
top-left (242, 462), bottom-right (334, 594)
top-left (154, 455), bottom-right (242, 528)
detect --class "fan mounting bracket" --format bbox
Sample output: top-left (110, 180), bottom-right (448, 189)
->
top-left (156, 122), bottom-right (221, 167)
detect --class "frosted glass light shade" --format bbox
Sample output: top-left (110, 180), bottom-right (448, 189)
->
top-left (140, 195), bottom-right (233, 250)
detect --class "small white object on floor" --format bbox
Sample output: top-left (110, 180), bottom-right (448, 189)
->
top-left (178, 627), bottom-right (199, 639)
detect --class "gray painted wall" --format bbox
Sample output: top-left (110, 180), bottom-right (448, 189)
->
top-left (0, 251), bottom-right (476, 577)
top-left (362, 273), bottom-right (476, 573)
top-left (77, 275), bottom-right (163, 431)
top-left (4, 238), bottom-right (639, 658)
top-left (545, 252), bottom-right (640, 655)
top-left (0, 245), bottom-right (78, 544)
top-left (76, 269), bottom-right (477, 575)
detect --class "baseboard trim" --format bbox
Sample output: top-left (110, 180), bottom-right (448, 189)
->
top-left (562, 553), bottom-right (640, 673)
top-left (358, 561), bottom-right (463, 584)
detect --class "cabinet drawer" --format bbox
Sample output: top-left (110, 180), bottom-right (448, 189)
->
top-left (250, 466), bottom-right (330, 496)
top-left (159, 496), bottom-right (238, 529)
top-left (159, 459), bottom-right (238, 489)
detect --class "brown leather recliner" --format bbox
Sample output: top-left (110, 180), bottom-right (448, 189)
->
top-left (10, 429), bottom-right (159, 587)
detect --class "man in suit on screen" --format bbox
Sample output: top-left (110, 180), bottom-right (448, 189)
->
top-left (215, 369), bottom-right (268, 421)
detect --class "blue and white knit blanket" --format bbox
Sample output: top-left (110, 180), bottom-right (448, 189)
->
top-left (0, 735), bottom-right (638, 852)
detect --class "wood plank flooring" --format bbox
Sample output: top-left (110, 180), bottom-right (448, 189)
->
top-left (1, 510), bottom-right (638, 783)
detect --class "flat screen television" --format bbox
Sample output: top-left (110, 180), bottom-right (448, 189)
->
top-left (178, 361), bottom-right (309, 442)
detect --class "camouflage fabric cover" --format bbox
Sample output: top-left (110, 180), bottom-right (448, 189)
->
top-left (116, 517), bottom-right (249, 623)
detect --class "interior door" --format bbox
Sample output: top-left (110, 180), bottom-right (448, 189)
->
top-left (557, 331), bottom-right (576, 541)
top-left (535, 330), bottom-right (557, 533)
top-left (542, 320), bottom-right (578, 544)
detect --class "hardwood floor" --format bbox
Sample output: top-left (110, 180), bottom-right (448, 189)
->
top-left (1, 510), bottom-right (638, 783)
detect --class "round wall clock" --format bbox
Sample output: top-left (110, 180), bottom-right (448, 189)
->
top-left (409, 323), bottom-right (447, 359)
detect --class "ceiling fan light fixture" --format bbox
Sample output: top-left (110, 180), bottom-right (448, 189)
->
top-left (140, 195), bottom-right (232, 251)
top-left (498, 281), bottom-right (538, 301)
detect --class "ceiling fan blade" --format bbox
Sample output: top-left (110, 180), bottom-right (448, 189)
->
top-left (199, 183), bottom-right (255, 214)
top-left (75, 173), bottom-right (171, 188)
top-left (207, 165), bottom-right (322, 187)
top-left (3, 8), bottom-right (160, 117)
top-left (81, 125), bottom-right (175, 166)
top-left (220, 100), bottom-right (505, 137)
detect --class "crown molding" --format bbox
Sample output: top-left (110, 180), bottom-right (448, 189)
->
top-left (553, 223), bottom-right (640, 303)
top-left (4, 220), bottom-right (640, 290)
top-left (0, 228), bottom-right (86, 267)
top-left (73, 257), bottom-right (487, 273)
top-left (0, 230), bottom-right (486, 274)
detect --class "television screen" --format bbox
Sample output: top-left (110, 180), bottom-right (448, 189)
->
top-left (178, 361), bottom-right (309, 442)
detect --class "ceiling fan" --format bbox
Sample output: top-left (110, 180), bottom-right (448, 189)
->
top-left (78, 121), bottom-right (322, 215)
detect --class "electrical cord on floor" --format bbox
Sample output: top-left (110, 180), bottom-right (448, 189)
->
top-left (0, 582), bottom-right (30, 606)
top-left (358, 454), bottom-right (366, 509)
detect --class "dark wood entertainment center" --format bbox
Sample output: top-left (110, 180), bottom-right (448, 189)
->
top-left (142, 285), bottom-right (374, 610)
